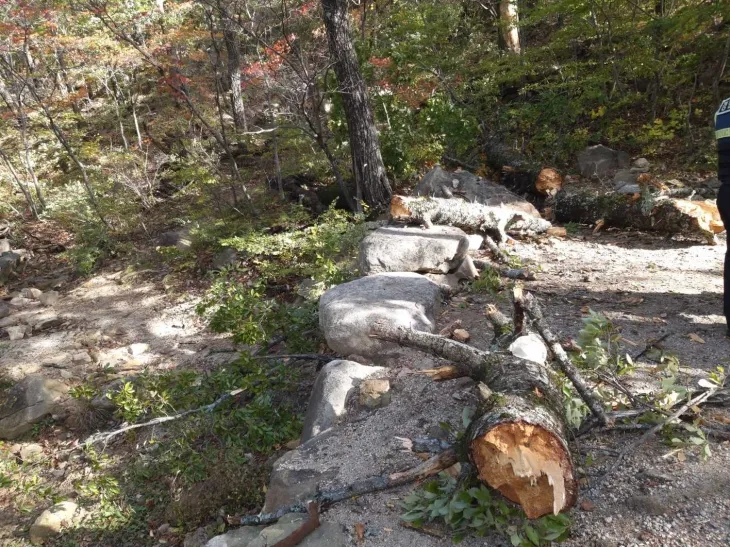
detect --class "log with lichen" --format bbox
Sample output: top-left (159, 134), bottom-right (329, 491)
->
top-left (390, 195), bottom-right (552, 244)
top-left (554, 188), bottom-right (723, 244)
top-left (370, 321), bottom-right (577, 519)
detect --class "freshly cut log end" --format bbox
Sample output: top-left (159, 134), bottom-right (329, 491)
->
top-left (535, 169), bottom-right (563, 196)
top-left (471, 420), bottom-right (576, 519)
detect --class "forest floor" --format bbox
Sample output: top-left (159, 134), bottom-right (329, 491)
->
top-left (1, 225), bottom-right (729, 546)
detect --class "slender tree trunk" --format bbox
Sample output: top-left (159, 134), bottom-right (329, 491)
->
top-left (17, 99), bottom-right (45, 210)
top-left (499, 0), bottom-right (521, 54)
top-left (131, 100), bottom-right (143, 148)
top-left (224, 29), bottom-right (247, 131)
top-left (0, 146), bottom-right (39, 219)
top-left (321, 0), bottom-right (391, 213)
top-left (317, 135), bottom-right (356, 211)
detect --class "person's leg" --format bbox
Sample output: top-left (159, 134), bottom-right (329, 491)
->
top-left (717, 185), bottom-right (730, 334)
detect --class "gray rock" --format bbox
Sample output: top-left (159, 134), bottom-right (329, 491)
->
top-left (205, 514), bottom-right (347, 547)
top-left (509, 334), bottom-right (548, 365)
top-left (359, 378), bottom-right (391, 409)
top-left (466, 234), bottom-right (484, 251)
top-left (0, 239), bottom-right (11, 253)
top-left (9, 296), bottom-right (34, 309)
top-left (21, 288), bottom-right (42, 300)
top-left (185, 527), bottom-right (212, 547)
top-left (158, 227), bottom-right (192, 251)
top-left (631, 157), bottom-right (650, 172)
top-left (453, 256), bottom-right (479, 281)
top-left (211, 248), bottom-right (238, 271)
top-left (577, 145), bottom-right (630, 178)
top-left (29, 501), bottom-right (86, 544)
top-left (415, 165), bottom-right (541, 217)
top-left (0, 376), bottom-right (68, 440)
top-left (249, 514), bottom-right (347, 547)
top-left (319, 273), bottom-right (442, 361)
top-left (301, 360), bottom-right (384, 442)
top-left (613, 169), bottom-right (638, 190)
top-left (205, 526), bottom-right (264, 547)
top-left (0, 300), bottom-right (9, 319)
top-left (703, 176), bottom-right (722, 190)
top-left (19, 443), bottom-right (44, 462)
top-left (624, 495), bottom-right (667, 516)
top-left (38, 291), bottom-right (59, 307)
top-left (0, 315), bottom-right (21, 328)
top-left (359, 225), bottom-right (470, 276)
top-left (616, 183), bottom-right (641, 194)
top-left (263, 432), bottom-right (340, 513)
top-left (5, 325), bottom-right (27, 340)
top-left (32, 314), bottom-right (62, 332)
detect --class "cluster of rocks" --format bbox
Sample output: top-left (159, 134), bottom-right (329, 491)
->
top-left (1, 287), bottom-right (61, 341)
top-left (576, 144), bottom-right (720, 199)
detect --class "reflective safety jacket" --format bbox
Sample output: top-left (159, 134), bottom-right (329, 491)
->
top-left (717, 97), bottom-right (730, 184)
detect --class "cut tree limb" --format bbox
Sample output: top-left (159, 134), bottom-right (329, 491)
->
top-left (515, 291), bottom-right (609, 426)
top-left (228, 449), bottom-right (458, 527)
top-left (390, 195), bottom-right (551, 244)
top-left (371, 321), bottom-right (577, 518)
top-left (554, 188), bottom-right (721, 244)
top-left (271, 501), bottom-right (320, 547)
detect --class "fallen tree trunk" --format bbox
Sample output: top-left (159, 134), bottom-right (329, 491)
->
top-left (554, 188), bottom-right (722, 244)
top-left (371, 321), bottom-right (577, 518)
top-left (481, 137), bottom-right (563, 207)
top-left (390, 195), bottom-right (552, 244)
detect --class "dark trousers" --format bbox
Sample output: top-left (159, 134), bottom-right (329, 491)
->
top-left (718, 185), bottom-right (730, 330)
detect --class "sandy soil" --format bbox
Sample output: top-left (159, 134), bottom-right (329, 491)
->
top-left (2, 228), bottom-right (729, 546)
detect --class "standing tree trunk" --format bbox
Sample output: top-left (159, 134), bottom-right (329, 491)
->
top-left (321, 0), bottom-right (391, 213)
top-left (224, 28), bottom-right (247, 131)
top-left (499, 0), bottom-right (521, 55)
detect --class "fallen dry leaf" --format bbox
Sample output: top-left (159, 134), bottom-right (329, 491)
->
top-left (580, 306), bottom-right (590, 314)
top-left (580, 499), bottom-right (596, 512)
top-left (593, 219), bottom-right (605, 233)
top-left (354, 523), bottom-right (365, 543)
top-left (546, 226), bottom-right (567, 238)
top-left (688, 333), bottom-right (705, 344)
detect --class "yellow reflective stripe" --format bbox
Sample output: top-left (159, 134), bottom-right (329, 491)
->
top-left (717, 127), bottom-right (730, 140)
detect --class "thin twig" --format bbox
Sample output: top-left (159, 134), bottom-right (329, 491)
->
top-left (227, 449), bottom-right (458, 527)
top-left (601, 387), bottom-right (718, 483)
top-left (518, 291), bottom-right (609, 426)
top-left (82, 390), bottom-right (243, 447)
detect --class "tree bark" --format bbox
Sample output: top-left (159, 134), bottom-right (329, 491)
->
top-left (223, 25), bottom-right (247, 130)
top-left (390, 195), bottom-right (552, 243)
top-left (371, 322), bottom-right (577, 519)
top-left (0, 145), bottom-right (39, 219)
top-left (321, 0), bottom-right (391, 212)
top-left (499, 0), bottom-right (521, 55)
top-left (553, 188), bottom-right (722, 244)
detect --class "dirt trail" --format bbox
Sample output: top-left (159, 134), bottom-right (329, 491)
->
top-left (1, 229), bottom-right (729, 546)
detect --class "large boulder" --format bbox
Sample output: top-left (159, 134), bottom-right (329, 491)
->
top-left (0, 376), bottom-right (68, 439)
top-left (158, 227), bottom-right (192, 251)
top-left (319, 273), bottom-right (442, 361)
top-left (205, 514), bottom-right (347, 547)
top-left (30, 501), bottom-right (86, 544)
top-left (263, 431), bottom-right (340, 513)
top-left (301, 360), bottom-right (385, 442)
top-left (359, 225), bottom-right (470, 276)
top-left (415, 166), bottom-right (540, 216)
top-left (577, 145), bottom-right (630, 178)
